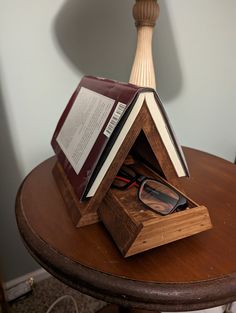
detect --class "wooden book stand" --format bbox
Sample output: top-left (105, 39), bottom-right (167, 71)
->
top-left (53, 98), bottom-right (212, 249)
top-left (53, 99), bottom-right (178, 226)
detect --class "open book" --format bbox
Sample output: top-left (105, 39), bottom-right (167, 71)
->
top-left (51, 76), bottom-right (189, 201)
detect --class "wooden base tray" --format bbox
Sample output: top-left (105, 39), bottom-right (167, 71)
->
top-left (99, 164), bottom-right (212, 257)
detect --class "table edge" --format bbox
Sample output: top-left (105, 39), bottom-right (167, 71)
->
top-left (16, 178), bottom-right (236, 311)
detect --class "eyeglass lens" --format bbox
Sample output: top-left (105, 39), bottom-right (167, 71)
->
top-left (139, 179), bottom-right (180, 215)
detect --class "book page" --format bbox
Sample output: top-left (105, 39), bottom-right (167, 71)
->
top-left (145, 92), bottom-right (188, 177)
top-left (56, 87), bottom-right (115, 174)
top-left (86, 93), bottom-right (145, 197)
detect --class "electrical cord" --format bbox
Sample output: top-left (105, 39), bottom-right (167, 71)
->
top-left (223, 303), bottom-right (233, 313)
top-left (45, 295), bottom-right (79, 313)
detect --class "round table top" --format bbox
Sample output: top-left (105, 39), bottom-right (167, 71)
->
top-left (16, 148), bottom-right (236, 311)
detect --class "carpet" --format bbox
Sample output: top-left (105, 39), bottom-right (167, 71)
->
top-left (10, 276), bottom-right (106, 313)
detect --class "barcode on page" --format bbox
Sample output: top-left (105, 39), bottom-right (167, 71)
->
top-left (103, 102), bottom-right (126, 138)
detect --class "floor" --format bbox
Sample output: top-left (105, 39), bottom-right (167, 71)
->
top-left (10, 276), bottom-right (106, 313)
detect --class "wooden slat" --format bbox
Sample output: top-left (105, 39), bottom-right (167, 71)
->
top-left (126, 206), bottom-right (211, 257)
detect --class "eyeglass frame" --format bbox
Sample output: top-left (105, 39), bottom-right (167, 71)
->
top-left (112, 164), bottom-right (187, 215)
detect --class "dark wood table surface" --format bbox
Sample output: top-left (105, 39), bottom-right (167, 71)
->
top-left (16, 148), bottom-right (236, 311)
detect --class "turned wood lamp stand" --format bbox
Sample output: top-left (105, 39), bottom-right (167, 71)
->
top-left (129, 0), bottom-right (160, 88)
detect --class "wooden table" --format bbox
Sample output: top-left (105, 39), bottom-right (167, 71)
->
top-left (16, 148), bottom-right (236, 312)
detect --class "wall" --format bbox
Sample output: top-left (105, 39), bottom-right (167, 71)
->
top-left (0, 0), bottom-right (235, 281)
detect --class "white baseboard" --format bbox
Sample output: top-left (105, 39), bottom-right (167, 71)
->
top-left (4, 268), bottom-right (51, 290)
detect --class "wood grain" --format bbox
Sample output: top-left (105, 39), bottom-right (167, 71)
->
top-left (100, 162), bottom-right (212, 257)
top-left (129, 0), bottom-right (160, 88)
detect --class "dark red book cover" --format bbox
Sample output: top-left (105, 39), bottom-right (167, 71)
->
top-left (51, 76), bottom-right (143, 201)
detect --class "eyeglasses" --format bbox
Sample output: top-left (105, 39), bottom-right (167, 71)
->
top-left (112, 165), bottom-right (187, 215)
